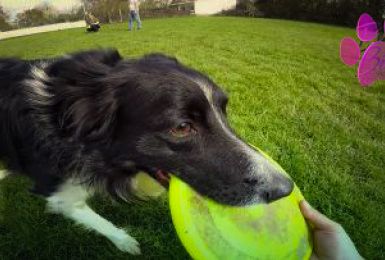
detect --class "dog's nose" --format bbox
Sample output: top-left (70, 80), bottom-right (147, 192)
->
top-left (263, 175), bottom-right (294, 203)
top-left (243, 175), bottom-right (294, 203)
top-left (262, 183), bottom-right (293, 203)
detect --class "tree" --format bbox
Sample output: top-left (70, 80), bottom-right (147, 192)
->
top-left (80, 0), bottom-right (176, 22)
top-left (54, 6), bottom-right (84, 23)
top-left (35, 2), bottom-right (58, 23)
top-left (16, 8), bottom-right (47, 27)
top-left (0, 5), bottom-right (12, 31)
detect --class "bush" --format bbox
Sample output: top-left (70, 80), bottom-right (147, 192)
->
top-left (140, 6), bottom-right (192, 19)
top-left (14, 5), bottom-right (84, 29)
top-left (256, 0), bottom-right (385, 27)
top-left (236, 0), bottom-right (260, 17)
top-left (0, 16), bottom-right (12, 31)
top-left (221, 0), bottom-right (262, 17)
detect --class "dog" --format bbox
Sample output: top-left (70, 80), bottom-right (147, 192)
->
top-left (0, 49), bottom-right (293, 254)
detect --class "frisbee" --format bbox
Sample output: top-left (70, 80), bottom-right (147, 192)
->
top-left (169, 146), bottom-right (312, 260)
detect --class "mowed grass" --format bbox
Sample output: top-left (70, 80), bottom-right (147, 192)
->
top-left (0, 16), bottom-right (384, 259)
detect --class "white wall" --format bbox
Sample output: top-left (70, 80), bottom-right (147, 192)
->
top-left (195, 0), bottom-right (237, 15)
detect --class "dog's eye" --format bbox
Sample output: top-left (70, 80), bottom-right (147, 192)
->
top-left (170, 122), bottom-right (194, 138)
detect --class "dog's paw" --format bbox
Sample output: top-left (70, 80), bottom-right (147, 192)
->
top-left (109, 229), bottom-right (141, 255)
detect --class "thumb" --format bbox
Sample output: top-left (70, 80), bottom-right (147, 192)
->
top-left (310, 254), bottom-right (319, 260)
top-left (299, 200), bottom-right (338, 231)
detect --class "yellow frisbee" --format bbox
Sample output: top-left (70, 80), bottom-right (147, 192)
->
top-left (169, 146), bottom-right (312, 260)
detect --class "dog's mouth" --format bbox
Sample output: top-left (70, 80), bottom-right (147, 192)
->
top-left (146, 168), bottom-right (170, 188)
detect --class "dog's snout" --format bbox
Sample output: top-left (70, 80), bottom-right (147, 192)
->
top-left (243, 177), bottom-right (261, 186)
top-left (242, 174), bottom-right (294, 203)
top-left (263, 176), bottom-right (294, 203)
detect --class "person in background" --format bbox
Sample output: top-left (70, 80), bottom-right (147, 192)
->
top-left (85, 11), bottom-right (100, 32)
top-left (128, 0), bottom-right (142, 31)
top-left (299, 200), bottom-right (363, 260)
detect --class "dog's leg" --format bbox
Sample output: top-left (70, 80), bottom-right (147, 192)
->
top-left (0, 170), bottom-right (9, 181)
top-left (46, 179), bottom-right (141, 255)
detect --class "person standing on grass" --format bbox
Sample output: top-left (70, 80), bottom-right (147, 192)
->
top-left (128, 0), bottom-right (142, 31)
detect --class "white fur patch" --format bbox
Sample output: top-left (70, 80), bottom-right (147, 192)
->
top-left (195, 80), bottom-right (273, 181)
top-left (47, 179), bottom-right (141, 254)
top-left (23, 64), bottom-right (56, 134)
top-left (46, 178), bottom-right (89, 214)
top-left (25, 65), bottom-right (52, 106)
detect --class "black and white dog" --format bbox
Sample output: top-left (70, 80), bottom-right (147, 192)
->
top-left (0, 49), bottom-right (293, 254)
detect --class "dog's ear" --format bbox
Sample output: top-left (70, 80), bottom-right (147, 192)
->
top-left (141, 53), bottom-right (179, 66)
top-left (48, 49), bottom-right (122, 79)
top-left (62, 82), bottom-right (119, 142)
top-left (48, 49), bottom-right (123, 142)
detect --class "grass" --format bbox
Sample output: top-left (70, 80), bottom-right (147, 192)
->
top-left (0, 16), bottom-right (384, 259)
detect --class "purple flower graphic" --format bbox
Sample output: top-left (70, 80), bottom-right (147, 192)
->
top-left (340, 13), bottom-right (385, 87)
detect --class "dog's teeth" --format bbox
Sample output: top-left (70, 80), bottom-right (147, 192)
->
top-left (155, 170), bottom-right (170, 188)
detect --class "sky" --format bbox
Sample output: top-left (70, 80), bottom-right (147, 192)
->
top-left (1, 0), bottom-right (82, 18)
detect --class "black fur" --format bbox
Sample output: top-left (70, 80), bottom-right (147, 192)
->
top-left (0, 49), bottom-right (293, 205)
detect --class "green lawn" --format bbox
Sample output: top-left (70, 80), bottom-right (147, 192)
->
top-left (0, 16), bottom-right (384, 259)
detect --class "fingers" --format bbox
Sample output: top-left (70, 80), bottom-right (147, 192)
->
top-left (309, 254), bottom-right (319, 260)
top-left (299, 200), bottom-right (339, 231)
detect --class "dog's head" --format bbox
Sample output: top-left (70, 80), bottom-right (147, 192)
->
top-left (45, 49), bottom-right (293, 206)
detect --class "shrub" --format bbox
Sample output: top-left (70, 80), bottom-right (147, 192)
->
top-left (256, 0), bottom-right (385, 27)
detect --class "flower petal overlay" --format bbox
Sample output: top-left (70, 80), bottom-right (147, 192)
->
top-left (357, 13), bottom-right (378, 42)
top-left (340, 37), bottom-right (361, 66)
top-left (358, 41), bottom-right (385, 86)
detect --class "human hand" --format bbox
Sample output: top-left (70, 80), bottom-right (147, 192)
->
top-left (299, 200), bottom-right (363, 260)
